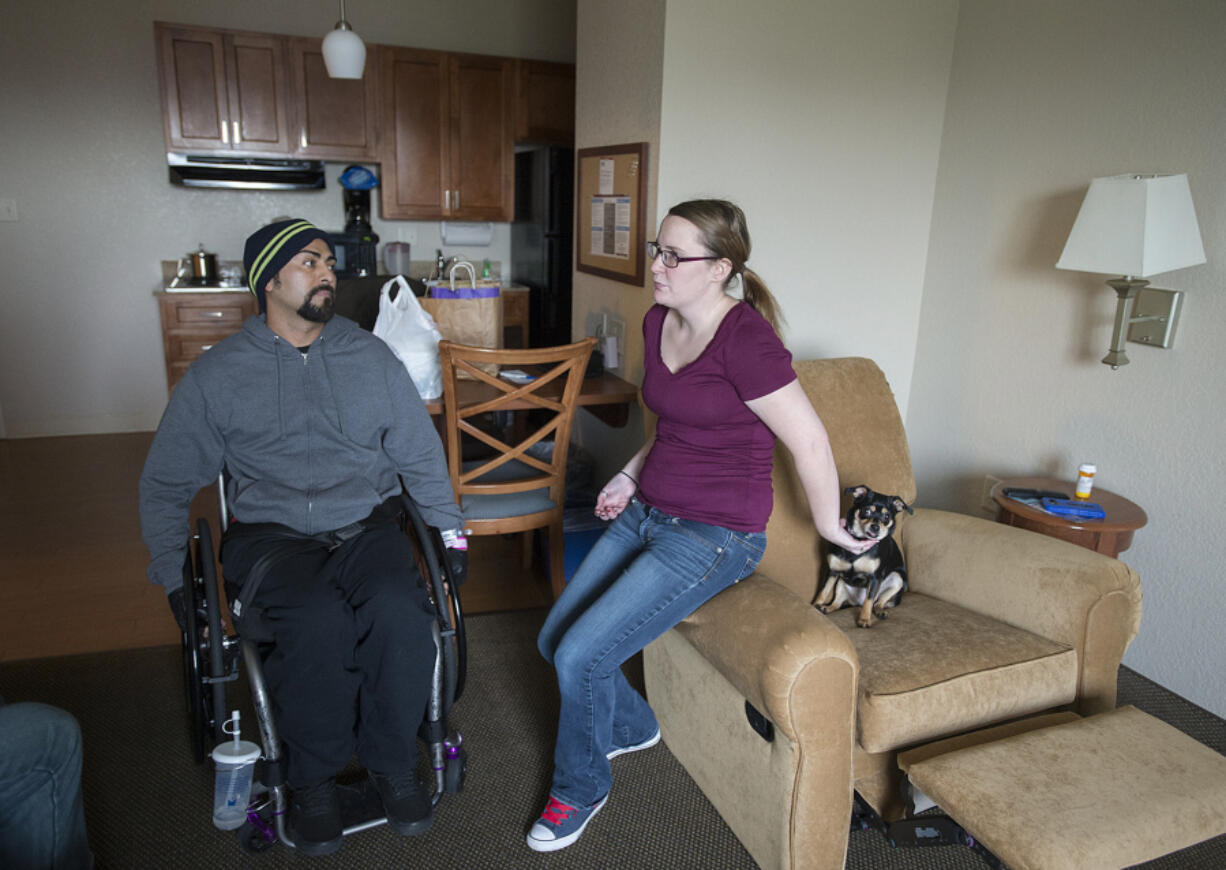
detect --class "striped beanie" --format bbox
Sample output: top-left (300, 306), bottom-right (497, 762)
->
top-left (243, 219), bottom-right (332, 312)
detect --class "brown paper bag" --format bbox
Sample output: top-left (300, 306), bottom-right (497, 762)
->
top-left (420, 294), bottom-right (503, 377)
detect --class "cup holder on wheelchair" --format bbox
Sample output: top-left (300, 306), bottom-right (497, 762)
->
top-left (178, 494), bottom-right (468, 853)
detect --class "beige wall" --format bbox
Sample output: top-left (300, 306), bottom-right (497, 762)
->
top-left (0, 0), bottom-right (575, 437)
top-left (570, 0), bottom-right (666, 472)
top-left (570, 0), bottom-right (956, 480)
top-left (655, 0), bottom-right (958, 414)
top-left (908, 0), bottom-right (1226, 716)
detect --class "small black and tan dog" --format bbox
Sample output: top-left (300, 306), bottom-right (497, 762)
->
top-left (814, 485), bottom-right (913, 628)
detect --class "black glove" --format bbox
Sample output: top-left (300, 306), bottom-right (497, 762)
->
top-left (445, 546), bottom-right (468, 586)
top-left (168, 587), bottom-right (187, 634)
top-left (439, 528), bottom-right (468, 586)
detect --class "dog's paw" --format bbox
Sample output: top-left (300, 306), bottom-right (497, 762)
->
top-left (815, 603), bottom-right (831, 614)
top-left (856, 615), bottom-right (874, 629)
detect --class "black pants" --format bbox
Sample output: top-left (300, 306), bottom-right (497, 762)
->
top-left (221, 521), bottom-right (436, 787)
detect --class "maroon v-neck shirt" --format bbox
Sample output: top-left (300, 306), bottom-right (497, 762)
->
top-left (638, 302), bottom-right (796, 532)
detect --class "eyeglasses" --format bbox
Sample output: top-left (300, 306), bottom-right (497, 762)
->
top-left (647, 241), bottom-right (718, 269)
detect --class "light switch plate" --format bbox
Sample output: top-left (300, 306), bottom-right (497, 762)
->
top-left (0, 198), bottom-right (17, 222)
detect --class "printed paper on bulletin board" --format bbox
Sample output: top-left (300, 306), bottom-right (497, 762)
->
top-left (576, 143), bottom-right (647, 287)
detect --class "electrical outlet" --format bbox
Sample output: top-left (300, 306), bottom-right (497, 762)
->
top-left (981, 474), bottom-right (1002, 514)
top-left (0, 198), bottom-right (17, 222)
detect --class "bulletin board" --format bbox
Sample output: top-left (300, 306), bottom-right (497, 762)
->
top-left (576, 142), bottom-right (648, 287)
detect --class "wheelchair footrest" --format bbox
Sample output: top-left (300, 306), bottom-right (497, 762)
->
top-left (336, 778), bottom-right (387, 829)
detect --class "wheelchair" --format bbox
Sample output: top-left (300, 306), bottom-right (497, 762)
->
top-left (179, 479), bottom-right (467, 854)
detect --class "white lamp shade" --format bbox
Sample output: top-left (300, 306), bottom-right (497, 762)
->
top-left (322, 27), bottom-right (366, 79)
top-left (1056, 174), bottom-right (1206, 278)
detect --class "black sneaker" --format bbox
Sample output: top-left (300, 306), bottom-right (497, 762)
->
top-left (370, 770), bottom-right (434, 836)
top-left (289, 778), bottom-right (343, 856)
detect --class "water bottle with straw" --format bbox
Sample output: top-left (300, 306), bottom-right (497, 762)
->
top-left (212, 711), bottom-right (261, 830)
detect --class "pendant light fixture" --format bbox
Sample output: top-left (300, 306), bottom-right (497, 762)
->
top-left (322, 0), bottom-right (366, 79)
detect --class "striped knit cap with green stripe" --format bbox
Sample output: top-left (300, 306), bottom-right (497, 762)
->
top-left (242, 219), bottom-right (332, 313)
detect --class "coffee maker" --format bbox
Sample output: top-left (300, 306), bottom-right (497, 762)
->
top-left (331, 167), bottom-right (379, 278)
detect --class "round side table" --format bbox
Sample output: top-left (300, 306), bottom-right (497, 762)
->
top-left (990, 476), bottom-right (1148, 558)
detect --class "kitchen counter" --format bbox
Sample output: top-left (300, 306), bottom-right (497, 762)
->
top-left (159, 259), bottom-right (244, 292)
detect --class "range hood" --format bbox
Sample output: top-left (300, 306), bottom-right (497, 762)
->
top-left (168, 153), bottom-right (326, 190)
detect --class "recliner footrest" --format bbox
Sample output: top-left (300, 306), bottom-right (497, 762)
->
top-left (900, 706), bottom-right (1226, 870)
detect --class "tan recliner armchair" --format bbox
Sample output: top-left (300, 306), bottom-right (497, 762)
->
top-left (642, 358), bottom-right (1142, 870)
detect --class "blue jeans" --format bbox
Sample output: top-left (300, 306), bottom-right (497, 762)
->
top-left (537, 498), bottom-right (766, 809)
top-left (0, 702), bottom-right (91, 870)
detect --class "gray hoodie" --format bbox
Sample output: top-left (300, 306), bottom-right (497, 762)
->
top-left (139, 313), bottom-right (461, 593)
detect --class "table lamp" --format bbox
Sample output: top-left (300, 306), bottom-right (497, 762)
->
top-left (1056, 173), bottom-right (1205, 369)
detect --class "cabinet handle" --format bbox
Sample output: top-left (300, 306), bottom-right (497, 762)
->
top-left (201, 345), bottom-right (214, 352)
top-left (454, 190), bottom-right (460, 211)
top-left (444, 189), bottom-right (450, 211)
top-left (232, 121), bottom-right (241, 144)
top-left (204, 311), bottom-right (224, 318)
top-left (221, 120), bottom-right (229, 144)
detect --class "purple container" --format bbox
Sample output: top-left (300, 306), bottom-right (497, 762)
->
top-left (429, 285), bottom-right (500, 299)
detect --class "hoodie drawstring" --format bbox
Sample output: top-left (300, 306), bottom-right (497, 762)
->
top-left (319, 336), bottom-right (345, 436)
top-left (272, 336), bottom-right (287, 437)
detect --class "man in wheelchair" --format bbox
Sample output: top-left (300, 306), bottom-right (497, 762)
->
top-left (139, 218), bottom-right (466, 857)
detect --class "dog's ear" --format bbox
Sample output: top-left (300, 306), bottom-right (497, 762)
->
top-left (891, 496), bottom-right (914, 515)
top-left (844, 485), bottom-right (869, 500)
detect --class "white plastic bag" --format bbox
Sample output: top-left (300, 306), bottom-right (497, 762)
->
top-left (372, 275), bottom-right (444, 400)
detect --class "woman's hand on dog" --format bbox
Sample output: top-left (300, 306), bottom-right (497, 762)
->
top-left (823, 519), bottom-right (875, 554)
top-left (595, 473), bottom-right (636, 521)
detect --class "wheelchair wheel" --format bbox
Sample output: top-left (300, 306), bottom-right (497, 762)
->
top-left (443, 738), bottom-right (467, 795)
top-left (182, 520), bottom-right (229, 763)
top-left (181, 549), bottom-right (209, 764)
top-left (195, 518), bottom-right (228, 746)
top-left (236, 816), bottom-right (278, 855)
top-left (401, 501), bottom-right (467, 706)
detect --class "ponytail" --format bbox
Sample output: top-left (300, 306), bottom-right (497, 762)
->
top-left (741, 268), bottom-right (785, 335)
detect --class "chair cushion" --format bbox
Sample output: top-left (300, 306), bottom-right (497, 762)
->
top-left (825, 593), bottom-right (1078, 752)
top-left (461, 490), bottom-right (556, 520)
top-left (459, 458), bottom-right (556, 520)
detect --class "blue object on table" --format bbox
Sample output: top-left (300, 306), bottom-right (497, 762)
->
top-left (1041, 498), bottom-right (1106, 520)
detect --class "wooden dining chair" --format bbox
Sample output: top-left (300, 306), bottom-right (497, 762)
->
top-left (437, 337), bottom-right (597, 599)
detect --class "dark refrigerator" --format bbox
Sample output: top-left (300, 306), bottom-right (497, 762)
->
top-left (512, 146), bottom-right (574, 348)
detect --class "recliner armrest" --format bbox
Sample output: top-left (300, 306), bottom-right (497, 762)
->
top-left (901, 508), bottom-right (1142, 712)
top-left (672, 575), bottom-right (858, 743)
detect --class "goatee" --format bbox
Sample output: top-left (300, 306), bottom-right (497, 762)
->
top-left (298, 286), bottom-right (335, 323)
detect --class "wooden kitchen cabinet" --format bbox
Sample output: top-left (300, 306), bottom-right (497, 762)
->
top-left (380, 47), bottom-right (515, 221)
top-left (156, 292), bottom-right (256, 393)
top-left (286, 36), bottom-right (378, 161)
top-left (156, 23), bottom-right (291, 155)
top-left (514, 60), bottom-right (575, 145)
